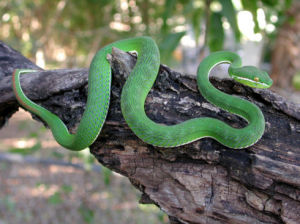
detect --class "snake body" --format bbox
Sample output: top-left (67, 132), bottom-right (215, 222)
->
top-left (12, 36), bottom-right (272, 150)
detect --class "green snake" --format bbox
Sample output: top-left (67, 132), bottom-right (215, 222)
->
top-left (12, 36), bottom-right (273, 150)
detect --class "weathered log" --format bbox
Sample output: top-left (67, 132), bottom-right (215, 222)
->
top-left (0, 41), bottom-right (40, 127)
top-left (0, 40), bottom-right (300, 224)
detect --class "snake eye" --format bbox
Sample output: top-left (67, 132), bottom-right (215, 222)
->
top-left (254, 77), bottom-right (259, 82)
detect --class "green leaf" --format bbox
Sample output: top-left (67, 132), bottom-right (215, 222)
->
top-left (51, 151), bottom-right (65, 159)
top-left (292, 71), bottom-right (300, 90)
top-left (162, 0), bottom-right (177, 32)
top-left (159, 31), bottom-right (186, 63)
top-left (61, 184), bottom-right (73, 194)
top-left (35, 182), bottom-right (50, 190)
top-left (208, 12), bottom-right (224, 52)
top-left (260, 0), bottom-right (278, 7)
top-left (284, 0), bottom-right (293, 9)
top-left (48, 192), bottom-right (62, 205)
top-left (219, 0), bottom-right (241, 41)
top-left (102, 166), bottom-right (112, 186)
top-left (1, 196), bottom-right (16, 212)
top-left (191, 7), bottom-right (203, 45)
top-left (241, 0), bottom-right (259, 33)
top-left (79, 205), bottom-right (94, 224)
top-left (9, 142), bottom-right (41, 155)
top-left (28, 131), bottom-right (39, 138)
top-left (182, 0), bottom-right (194, 14)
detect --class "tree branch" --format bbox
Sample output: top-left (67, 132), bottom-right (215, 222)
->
top-left (1, 40), bottom-right (300, 224)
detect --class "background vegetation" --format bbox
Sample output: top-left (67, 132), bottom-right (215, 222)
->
top-left (0, 0), bottom-right (293, 65)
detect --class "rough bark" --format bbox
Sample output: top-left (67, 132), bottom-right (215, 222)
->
top-left (0, 41), bottom-right (40, 127)
top-left (1, 40), bottom-right (300, 224)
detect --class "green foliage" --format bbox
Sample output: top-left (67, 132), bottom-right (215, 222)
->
top-left (0, 196), bottom-right (16, 213)
top-left (51, 151), bottom-right (65, 159)
top-left (48, 192), bottom-right (63, 205)
top-left (159, 31), bottom-right (186, 62)
top-left (292, 72), bottom-right (300, 90)
top-left (219, 0), bottom-right (241, 41)
top-left (35, 182), bottom-right (50, 189)
top-left (0, 0), bottom-right (291, 65)
top-left (47, 184), bottom-right (72, 205)
top-left (79, 205), bottom-right (95, 224)
top-left (162, 0), bottom-right (177, 32)
top-left (9, 142), bottom-right (41, 155)
top-left (260, 0), bottom-right (279, 7)
top-left (102, 165), bottom-right (113, 186)
top-left (208, 12), bottom-right (224, 52)
top-left (61, 184), bottom-right (73, 194)
top-left (190, 7), bottom-right (203, 46)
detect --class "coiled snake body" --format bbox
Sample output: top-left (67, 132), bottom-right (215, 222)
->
top-left (12, 37), bottom-right (273, 150)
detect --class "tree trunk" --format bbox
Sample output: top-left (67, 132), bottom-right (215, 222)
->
top-left (270, 1), bottom-right (300, 90)
top-left (1, 40), bottom-right (300, 224)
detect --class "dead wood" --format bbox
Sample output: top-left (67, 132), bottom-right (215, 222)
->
top-left (0, 40), bottom-right (300, 224)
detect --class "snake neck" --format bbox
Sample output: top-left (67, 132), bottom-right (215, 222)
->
top-left (195, 51), bottom-right (266, 148)
top-left (197, 51), bottom-right (256, 122)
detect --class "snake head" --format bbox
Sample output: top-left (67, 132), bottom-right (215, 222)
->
top-left (229, 66), bottom-right (273, 89)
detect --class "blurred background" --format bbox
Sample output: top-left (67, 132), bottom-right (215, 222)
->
top-left (0, 0), bottom-right (299, 223)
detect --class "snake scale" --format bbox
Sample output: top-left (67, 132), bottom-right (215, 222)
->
top-left (12, 36), bottom-right (273, 150)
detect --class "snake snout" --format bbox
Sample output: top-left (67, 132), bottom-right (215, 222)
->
top-left (229, 66), bottom-right (273, 89)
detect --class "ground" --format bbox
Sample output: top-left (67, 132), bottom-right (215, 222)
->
top-left (0, 110), bottom-right (168, 224)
